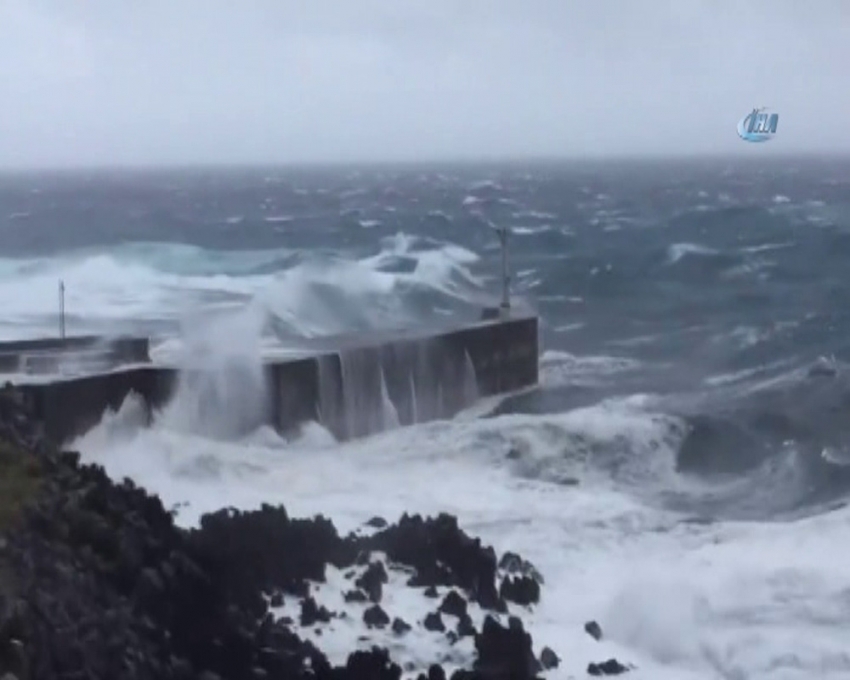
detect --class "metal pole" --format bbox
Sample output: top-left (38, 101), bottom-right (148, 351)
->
top-left (498, 226), bottom-right (510, 314)
top-left (59, 280), bottom-right (65, 339)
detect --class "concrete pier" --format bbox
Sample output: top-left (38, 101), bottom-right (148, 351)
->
top-left (11, 313), bottom-right (539, 445)
top-left (0, 335), bottom-right (150, 374)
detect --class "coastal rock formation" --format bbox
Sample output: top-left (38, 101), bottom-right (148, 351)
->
top-left (0, 384), bottom-right (555, 680)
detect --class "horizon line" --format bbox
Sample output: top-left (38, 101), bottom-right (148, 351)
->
top-left (2, 150), bottom-right (850, 175)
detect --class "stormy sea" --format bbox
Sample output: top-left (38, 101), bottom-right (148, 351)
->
top-left (2, 156), bottom-right (850, 679)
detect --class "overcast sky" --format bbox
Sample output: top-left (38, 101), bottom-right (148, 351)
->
top-left (0, 0), bottom-right (847, 168)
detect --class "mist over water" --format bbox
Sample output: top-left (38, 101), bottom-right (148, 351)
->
top-left (157, 304), bottom-right (270, 440)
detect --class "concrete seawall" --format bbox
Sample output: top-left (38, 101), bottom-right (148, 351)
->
top-left (0, 335), bottom-right (150, 374)
top-left (14, 313), bottom-right (539, 445)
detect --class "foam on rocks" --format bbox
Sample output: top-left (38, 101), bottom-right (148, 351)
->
top-left (0, 384), bottom-right (643, 680)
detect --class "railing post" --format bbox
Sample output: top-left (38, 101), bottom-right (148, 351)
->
top-left (59, 280), bottom-right (66, 339)
top-left (497, 226), bottom-right (511, 316)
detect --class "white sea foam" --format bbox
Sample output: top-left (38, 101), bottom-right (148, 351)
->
top-left (539, 350), bottom-right (642, 389)
top-left (512, 225), bottom-right (552, 235)
top-left (667, 243), bottom-right (720, 264)
top-left (72, 375), bottom-right (850, 680)
top-left (0, 236), bottom-right (485, 342)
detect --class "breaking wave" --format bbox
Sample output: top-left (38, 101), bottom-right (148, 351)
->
top-left (0, 234), bottom-right (494, 343)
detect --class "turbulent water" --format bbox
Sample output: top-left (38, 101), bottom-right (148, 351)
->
top-left (3, 157), bottom-right (850, 679)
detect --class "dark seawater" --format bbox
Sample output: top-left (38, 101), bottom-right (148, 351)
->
top-left (3, 156), bottom-right (850, 522)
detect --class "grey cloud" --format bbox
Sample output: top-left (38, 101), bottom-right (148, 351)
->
top-left (0, 0), bottom-right (847, 168)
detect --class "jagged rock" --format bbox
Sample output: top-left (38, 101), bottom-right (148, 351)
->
top-left (363, 605), bottom-right (390, 629)
top-left (498, 551), bottom-right (544, 585)
top-left (300, 596), bottom-right (332, 626)
top-left (426, 664), bottom-right (446, 680)
top-left (0, 385), bottom-right (551, 680)
top-left (438, 589), bottom-right (468, 618)
top-left (540, 646), bottom-right (559, 669)
top-left (423, 585), bottom-right (439, 598)
top-left (365, 513), bottom-right (505, 610)
top-left (192, 503), bottom-right (352, 602)
top-left (392, 617), bottom-right (411, 635)
top-left (355, 561), bottom-right (388, 603)
top-left (499, 575), bottom-right (540, 606)
top-left (473, 615), bottom-right (539, 680)
top-left (343, 589), bottom-right (368, 603)
top-left (456, 612), bottom-right (476, 638)
top-left (345, 647), bottom-right (401, 680)
top-left (588, 658), bottom-right (630, 676)
top-left (423, 612), bottom-right (445, 632)
top-left (585, 620), bottom-right (603, 641)
top-left (498, 551), bottom-right (524, 572)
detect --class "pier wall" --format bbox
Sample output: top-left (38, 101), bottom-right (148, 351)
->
top-left (14, 315), bottom-right (539, 445)
top-left (0, 336), bottom-right (150, 374)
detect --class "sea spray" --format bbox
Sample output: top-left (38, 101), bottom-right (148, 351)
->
top-left (157, 303), bottom-right (270, 440)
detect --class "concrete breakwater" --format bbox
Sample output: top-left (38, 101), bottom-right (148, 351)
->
top-left (0, 335), bottom-right (150, 375)
top-left (11, 312), bottom-right (539, 445)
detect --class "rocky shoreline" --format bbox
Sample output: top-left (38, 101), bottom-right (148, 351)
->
top-left (0, 384), bottom-right (630, 680)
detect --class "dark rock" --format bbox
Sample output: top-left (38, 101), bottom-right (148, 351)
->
top-left (585, 620), bottom-right (603, 641)
top-left (355, 561), bottom-right (388, 603)
top-left (540, 646), bottom-right (559, 669)
top-left (365, 516), bottom-right (388, 529)
top-left (498, 551), bottom-right (544, 584)
top-left (474, 615), bottom-right (539, 680)
top-left (0, 638), bottom-right (28, 679)
top-left (423, 612), bottom-right (445, 632)
top-left (427, 664), bottom-right (447, 680)
top-left (438, 590), bottom-right (468, 618)
top-left (423, 585), bottom-right (439, 598)
top-left (499, 575), bottom-right (540, 606)
top-left (391, 617), bottom-right (411, 635)
top-left (499, 552), bottom-right (523, 572)
top-left (0, 385), bottom-right (549, 680)
top-left (365, 513), bottom-right (504, 610)
top-left (363, 604), bottom-right (390, 629)
top-left (456, 613), bottom-right (476, 638)
top-left (344, 647), bottom-right (401, 680)
top-left (343, 589), bottom-right (368, 603)
top-left (588, 658), bottom-right (630, 676)
top-left (299, 596), bottom-right (332, 626)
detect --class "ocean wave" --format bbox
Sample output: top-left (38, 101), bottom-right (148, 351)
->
top-left (0, 235), bottom-right (492, 342)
